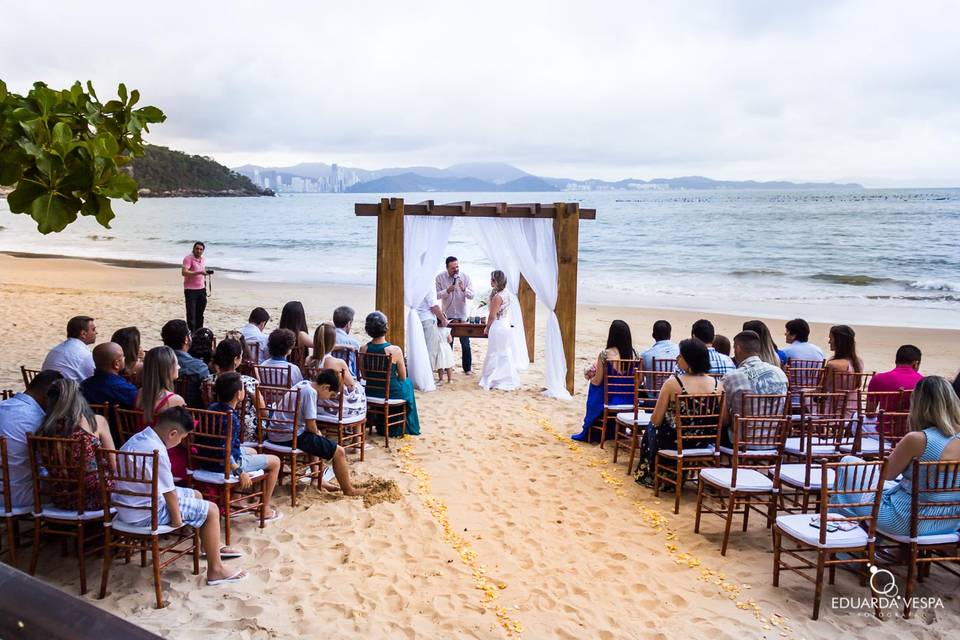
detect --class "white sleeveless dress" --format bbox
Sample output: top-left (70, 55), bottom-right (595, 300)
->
top-left (479, 291), bottom-right (520, 391)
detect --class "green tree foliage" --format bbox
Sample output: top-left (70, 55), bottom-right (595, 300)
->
top-left (130, 145), bottom-right (264, 194)
top-left (0, 80), bottom-right (165, 233)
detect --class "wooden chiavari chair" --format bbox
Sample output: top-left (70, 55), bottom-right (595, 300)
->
top-left (27, 434), bottom-right (111, 595)
top-left (876, 460), bottom-right (960, 619)
top-left (1, 437), bottom-right (31, 567)
top-left (786, 390), bottom-right (847, 444)
top-left (785, 359), bottom-right (825, 407)
top-left (359, 352), bottom-right (407, 450)
top-left (826, 370), bottom-right (874, 416)
top-left (186, 407), bottom-right (266, 545)
top-left (114, 407), bottom-right (144, 445)
top-left (310, 370), bottom-right (366, 460)
top-left (332, 346), bottom-right (359, 380)
top-left (777, 415), bottom-right (858, 514)
top-left (96, 449), bottom-right (199, 608)
top-left (1, 390), bottom-right (14, 401)
top-left (843, 409), bottom-right (910, 459)
top-left (773, 459), bottom-right (886, 620)
top-left (590, 358), bottom-right (641, 449)
top-left (20, 366), bottom-right (40, 388)
top-left (650, 357), bottom-right (677, 391)
top-left (696, 415), bottom-right (790, 555)
top-left (254, 364), bottom-right (293, 389)
top-left (288, 346), bottom-right (309, 371)
top-left (174, 375), bottom-right (204, 409)
top-left (612, 370), bottom-right (656, 471)
top-left (654, 392), bottom-right (724, 514)
top-left (257, 385), bottom-right (322, 507)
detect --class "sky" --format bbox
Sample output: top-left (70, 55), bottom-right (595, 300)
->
top-left (4, 1), bottom-right (960, 186)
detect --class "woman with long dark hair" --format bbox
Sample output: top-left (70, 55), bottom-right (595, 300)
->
top-left (111, 326), bottom-right (143, 385)
top-left (571, 320), bottom-right (637, 442)
top-left (279, 301), bottom-right (312, 349)
top-left (742, 320), bottom-right (784, 367)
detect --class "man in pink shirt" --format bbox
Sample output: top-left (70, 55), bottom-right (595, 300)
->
top-left (866, 344), bottom-right (923, 412)
top-left (182, 241), bottom-right (209, 332)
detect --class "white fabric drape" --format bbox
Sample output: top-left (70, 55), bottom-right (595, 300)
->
top-left (403, 216), bottom-right (454, 391)
top-left (470, 218), bottom-right (570, 399)
top-left (467, 220), bottom-right (530, 372)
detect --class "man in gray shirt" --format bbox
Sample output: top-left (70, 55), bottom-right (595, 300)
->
top-left (435, 256), bottom-right (475, 374)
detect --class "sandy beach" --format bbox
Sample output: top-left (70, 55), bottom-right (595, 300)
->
top-left (2, 253), bottom-right (958, 639)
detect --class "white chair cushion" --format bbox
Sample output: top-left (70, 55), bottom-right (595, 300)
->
top-left (615, 412), bottom-right (651, 426)
top-left (316, 412), bottom-right (366, 425)
top-left (2, 505), bottom-right (32, 517)
top-left (604, 403), bottom-right (634, 412)
top-left (784, 437), bottom-right (838, 455)
top-left (776, 513), bottom-right (869, 549)
top-left (839, 438), bottom-right (880, 454)
top-left (877, 528), bottom-right (960, 546)
top-left (700, 468), bottom-right (774, 492)
top-left (262, 442), bottom-right (303, 454)
top-left (659, 445), bottom-right (716, 458)
top-left (718, 445), bottom-right (779, 457)
top-left (191, 468), bottom-right (265, 485)
top-left (37, 505), bottom-right (114, 521)
top-left (109, 517), bottom-right (180, 536)
top-left (777, 463), bottom-right (835, 489)
top-left (366, 397), bottom-right (406, 406)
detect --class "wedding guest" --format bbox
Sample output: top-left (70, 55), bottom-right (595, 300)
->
top-left (332, 306), bottom-right (361, 377)
top-left (691, 319), bottom-right (735, 375)
top-left (206, 339), bottom-right (264, 443)
top-left (635, 339), bottom-right (720, 487)
top-left (416, 290), bottom-right (448, 379)
top-left (261, 328), bottom-right (303, 386)
top-left (136, 346), bottom-right (189, 479)
top-left (953, 372), bottom-right (960, 399)
top-left (866, 345), bottom-right (923, 412)
top-left (832, 375), bottom-right (960, 537)
top-left (306, 322), bottom-right (366, 423)
top-left (110, 326), bottom-right (143, 385)
top-left (712, 335), bottom-right (731, 357)
top-left (721, 330), bottom-right (788, 436)
top-left (0, 370), bottom-right (63, 509)
top-left (240, 307), bottom-right (270, 363)
top-left (279, 301), bottom-right (312, 350)
top-left (435, 256), bottom-right (475, 375)
top-left (36, 379), bottom-right (116, 511)
top-left (162, 319), bottom-right (208, 407)
top-left (361, 311), bottom-right (420, 436)
top-left (572, 320), bottom-right (638, 442)
top-left (41, 315), bottom-right (97, 382)
top-left (742, 320), bottom-right (784, 367)
top-left (114, 406), bottom-right (247, 586)
top-left (640, 320), bottom-right (679, 371)
top-left (781, 318), bottom-right (825, 363)
top-left (189, 327), bottom-right (217, 370)
top-left (824, 324), bottom-right (864, 384)
top-left (80, 342), bottom-right (139, 410)
top-left (182, 241), bottom-right (209, 332)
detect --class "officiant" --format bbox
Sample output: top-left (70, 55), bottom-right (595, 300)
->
top-left (435, 256), bottom-right (475, 375)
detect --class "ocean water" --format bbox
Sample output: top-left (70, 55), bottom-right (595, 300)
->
top-left (1, 189), bottom-right (958, 328)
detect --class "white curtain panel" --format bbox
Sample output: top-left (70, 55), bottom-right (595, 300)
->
top-left (403, 215), bottom-right (454, 391)
top-left (466, 219), bottom-right (530, 372)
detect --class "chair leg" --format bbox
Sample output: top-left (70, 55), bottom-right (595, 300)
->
top-left (192, 529), bottom-right (201, 575)
top-left (98, 529), bottom-right (113, 599)
top-left (151, 536), bottom-right (164, 609)
top-left (29, 517), bottom-right (41, 576)
top-left (599, 413), bottom-right (608, 450)
top-left (141, 548), bottom-right (147, 567)
top-left (693, 479), bottom-right (705, 534)
top-left (828, 554), bottom-right (836, 585)
top-left (223, 487), bottom-right (231, 546)
top-left (77, 523), bottom-right (87, 595)
top-left (359, 420), bottom-right (366, 462)
top-left (626, 432), bottom-right (638, 475)
top-left (673, 460), bottom-right (682, 514)
top-left (5, 518), bottom-right (16, 567)
top-left (721, 493), bottom-right (736, 556)
top-left (813, 551), bottom-right (826, 620)
top-left (772, 528), bottom-right (782, 587)
top-left (384, 409), bottom-right (391, 450)
top-left (653, 457), bottom-right (661, 497)
top-left (903, 544), bottom-right (918, 619)
top-left (742, 496), bottom-right (751, 532)
top-left (290, 454), bottom-right (298, 508)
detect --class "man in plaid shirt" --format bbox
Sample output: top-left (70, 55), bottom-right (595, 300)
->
top-left (691, 319), bottom-right (736, 375)
top-left (721, 330), bottom-right (788, 443)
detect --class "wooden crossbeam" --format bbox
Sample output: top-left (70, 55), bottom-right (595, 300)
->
top-left (355, 200), bottom-right (596, 219)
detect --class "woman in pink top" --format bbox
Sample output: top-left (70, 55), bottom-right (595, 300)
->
top-left (135, 346), bottom-right (188, 478)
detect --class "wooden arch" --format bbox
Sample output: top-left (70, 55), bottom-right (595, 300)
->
top-left (355, 198), bottom-right (596, 394)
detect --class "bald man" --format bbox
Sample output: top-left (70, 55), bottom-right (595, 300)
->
top-left (80, 341), bottom-right (139, 410)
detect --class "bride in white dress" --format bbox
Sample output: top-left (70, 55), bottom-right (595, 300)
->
top-left (479, 270), bottom-right (520, 391)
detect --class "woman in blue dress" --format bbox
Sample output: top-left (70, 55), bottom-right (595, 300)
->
top-left (833, 375), bottom-right (960, 536)
top-left (360, 311), bottom-right (421, 436)
top-left (571, 320), bottom-right (638, 443)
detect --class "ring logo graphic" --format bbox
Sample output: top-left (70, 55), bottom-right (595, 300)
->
top-left (868, 564), bottom-right (898, 597)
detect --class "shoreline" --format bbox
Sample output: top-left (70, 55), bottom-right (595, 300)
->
top-left (0, 251), bottom-right (251, 273)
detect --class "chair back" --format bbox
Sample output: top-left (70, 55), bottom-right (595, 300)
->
top-left (289, 346), bottom-right (309, 370)
top-left (876, 411), bottom-right (910, 455)
top-left (200, 378), bottom-right (215, 406)
top-left (97, 448), bottom-right (159, 530)
top-left (187, 407), bottom-right (234, 478)
top-left (254, 364), bottom-right (293, 389)
top-left (797, 391), bottom-right (847, 420)
top-left (89, 402), bottom-right (111, 418)
top-left (739, 393), bottom-right (788, 419)
top-left (20, 367), bottom-right (40, 388)
top-left (27, 434), bottom-right (90, 514)
top-left (729, 415), bottom-right (790, 483)
top-left (332, 346), bottom-right (358, 378)
top-left (801, 416), bottom-right (856, 461)
top-left (786, 360), bottom-right (825, 392)
top-left (907, 459), bottom-right (960, 539)
top-left (673, 392), bottom-right (724, 453)
top-left (603, 358), bottom-right (641, 407)
top-left (1, 390), bottom-right (14, 401)
top-left (650, 358), bottom-right (677, 391)
top-left (815, 459), bottom-right (886, 546)
top-left (826, 370), bottom-right (874, 415)
top-left (359, 352), bottom-right (393, 402)
top-left (0, 437), bottom-right (12, 514)
top-left (257, 385), bottom-right (302, 447)
top-left (114, 407), bottom-right (145, 445)
top-left (174, 375), bottom-right (204, 409)
top-left (246, 341), bottom-right (261, 364)
top-left (864, 389), bottom-right (912, 414)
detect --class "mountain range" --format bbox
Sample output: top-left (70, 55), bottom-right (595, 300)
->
top-left (233, 160), bottom-right (863, 192)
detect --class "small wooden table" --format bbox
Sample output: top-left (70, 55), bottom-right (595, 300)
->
top-left (448, 322), bottom-right (487, 339)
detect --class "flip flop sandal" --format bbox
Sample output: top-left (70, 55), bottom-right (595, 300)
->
top-left (207, 570), bottom-right (248, 586)
top-left (263, 509), bottom-right (283, 523)
top-left (201, 546), bottom-right (244, 560)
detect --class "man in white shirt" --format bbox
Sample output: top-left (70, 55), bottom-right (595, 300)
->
top-left (781, 318), bottom-right (826, 363)
top-left (332, 306), bottom-right (361, 377)
top-left (435, 256), bottom-right (475, 374)
top-left (115, 406), bottom-right (246, 585)
top-left (41, 315), bottom-right (97, 382)
top-left (239, 307), bottom-right (270, 363)
top-left (416, 289), bottom-right (447, 376)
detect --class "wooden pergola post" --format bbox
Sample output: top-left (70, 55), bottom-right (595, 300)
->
top-left (375, 197), bottom-right (406, 348)
top-left (518, 275), bottom-right (536, 363)
top-left (553, 202), bottom-right (580, 395)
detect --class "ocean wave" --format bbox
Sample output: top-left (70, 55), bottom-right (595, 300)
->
top-left (809, 273), bottom-right (897, 287)
top-left (86, 234), bottom-right (115, 241)
top-left (730, 269), bottom-right (787, 278)
top-left (908, 279), bottom-right (960, 293)
top-left (867, 294), bottom-right (960, 303)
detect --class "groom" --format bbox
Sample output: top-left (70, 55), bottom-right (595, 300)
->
top-left (435, 256), bottom-right (475, 375)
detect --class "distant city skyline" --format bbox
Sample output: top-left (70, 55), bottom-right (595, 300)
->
top-left (5, 1), bottom-right (960, 187)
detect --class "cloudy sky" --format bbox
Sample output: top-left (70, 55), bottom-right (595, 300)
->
top-left (5, 1), bottom-right (959, 185)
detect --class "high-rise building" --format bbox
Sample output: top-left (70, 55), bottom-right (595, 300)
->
top-left (330, 163), bottom-right (340, 193)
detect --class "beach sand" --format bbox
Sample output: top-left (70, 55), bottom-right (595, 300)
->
top-left (2, 253), bottom-right (958, 639)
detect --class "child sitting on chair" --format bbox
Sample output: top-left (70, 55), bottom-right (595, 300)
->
top-left (114, 406), bottom-right (247, 586)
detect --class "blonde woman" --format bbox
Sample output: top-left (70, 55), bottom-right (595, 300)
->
top-left (478, 270), bottom-right (519, 391)
top-left (307, 322), bottom-right (366, 422)
top-left (135, 346), bottom-right (188, 477)
top-left (834, 375), bottom-right (960, 536)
